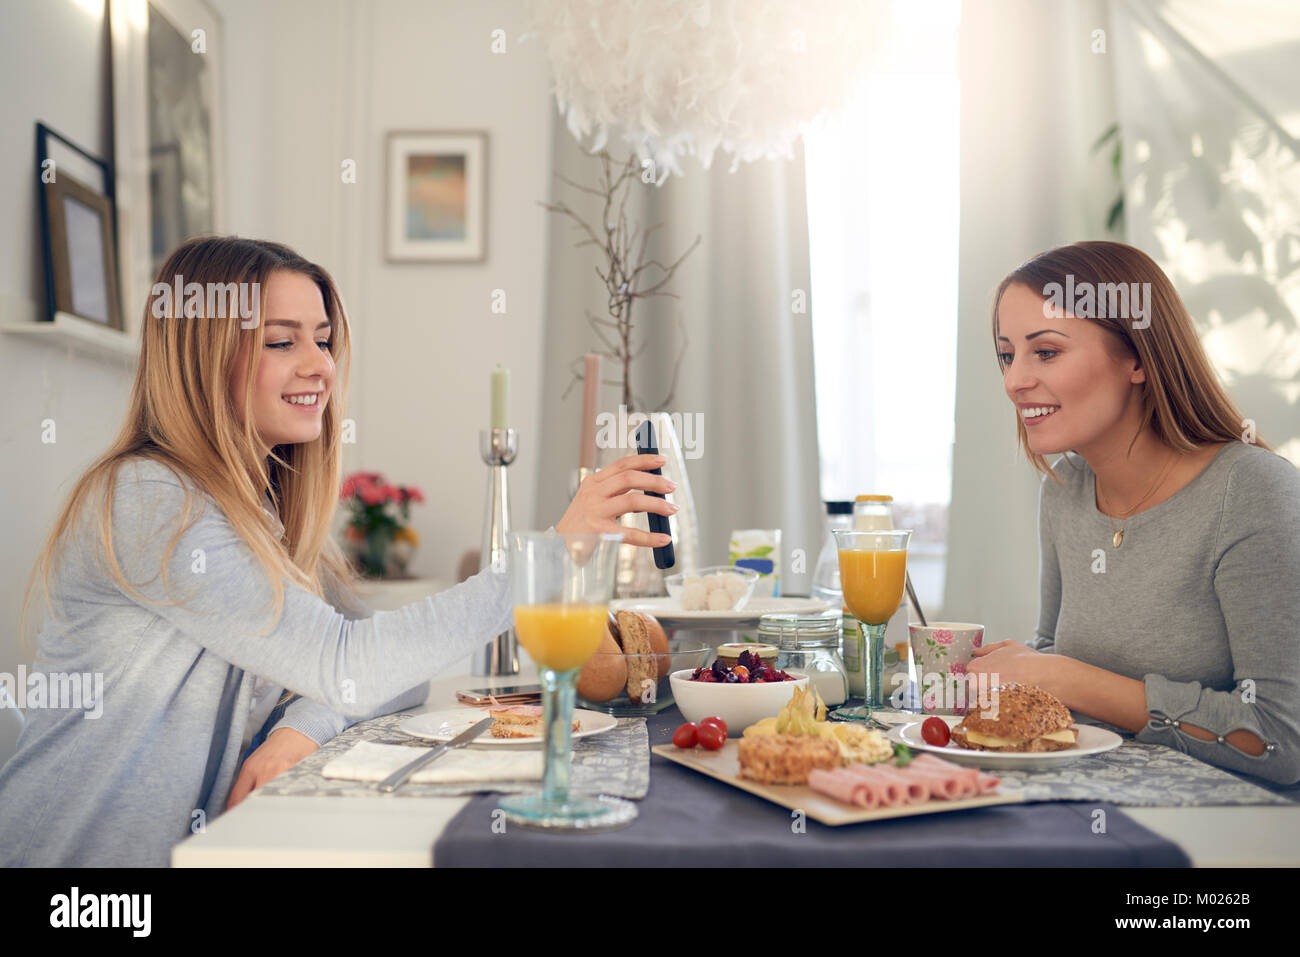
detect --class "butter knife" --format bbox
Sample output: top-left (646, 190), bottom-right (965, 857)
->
top-left (905, 571), bottom-right (927, 627)
top-left (377, 716), bottom-right (494, 792)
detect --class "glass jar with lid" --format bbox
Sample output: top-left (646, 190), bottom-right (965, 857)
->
top-left (758, 611), bottom-right (849, 706)
top-left (853, 494), bottom-right (894, 530)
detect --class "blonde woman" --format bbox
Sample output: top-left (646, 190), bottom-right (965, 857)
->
top-left (968, 241), bottom-right (1300, 786)
top-left (0, 236), bottom-right (675, 866)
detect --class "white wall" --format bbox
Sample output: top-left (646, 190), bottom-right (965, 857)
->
top-left (0, 0), bottom-right (137, 678)
top-left (217, 0), bottom-right (554, 583)
top-left (0, 0), bottom-right (554, 676)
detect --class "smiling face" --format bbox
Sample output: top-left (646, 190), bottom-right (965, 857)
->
top-left (995, 282), bottom-right (1146, 460)
top-left (228, 269), bottom-right (334, 452)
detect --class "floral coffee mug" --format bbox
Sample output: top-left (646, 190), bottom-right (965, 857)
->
top-left (908, 622), bottom-right (985, 716)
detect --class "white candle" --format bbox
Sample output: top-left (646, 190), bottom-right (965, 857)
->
top-left (491, 365), bottom-right (509, 430)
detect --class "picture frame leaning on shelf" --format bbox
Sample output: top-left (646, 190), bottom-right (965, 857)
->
top-left (35, 121), bottom-right (124, 334)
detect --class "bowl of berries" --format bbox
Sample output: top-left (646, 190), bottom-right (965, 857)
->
top-left (669, 650), bottom-right (807, 736)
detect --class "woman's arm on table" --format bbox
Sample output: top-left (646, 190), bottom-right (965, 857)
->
top-left (970, 643), bottom-right (1271, 753)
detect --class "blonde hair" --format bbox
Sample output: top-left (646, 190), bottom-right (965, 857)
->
top-left (19, 237), bottom-right (367, 704)
top-left (991, 240), bottom-right (1269, 478)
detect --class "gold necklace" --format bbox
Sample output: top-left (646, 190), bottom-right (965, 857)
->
top-left (1097, 451), bottom-right (1179, 548)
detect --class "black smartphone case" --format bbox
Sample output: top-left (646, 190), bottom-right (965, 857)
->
top-left (634, 420), bottom-right (676, 569)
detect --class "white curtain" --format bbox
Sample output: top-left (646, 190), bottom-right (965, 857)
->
top-left (943, 0), bottom-right (1119, 641)
top-left (534, 116), bottom-right (824, 594)
top-left (1111, 0), bottom-right (1300, 464)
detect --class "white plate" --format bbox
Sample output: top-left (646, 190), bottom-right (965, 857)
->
top-left (399, 707), bottom-right (618, 747)
top-left (886, 720), bottom-right (1123, 769)
top-left (856, 708), bottom-right (951, 728)
top-left (610, 595), bottom-right (831, 627)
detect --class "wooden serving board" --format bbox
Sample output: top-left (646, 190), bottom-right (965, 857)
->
top-left (652, 741), bottom-right (1026, 826)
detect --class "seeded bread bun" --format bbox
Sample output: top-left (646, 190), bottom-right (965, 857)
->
top-left (950, 683), bottom-right (1077, 752)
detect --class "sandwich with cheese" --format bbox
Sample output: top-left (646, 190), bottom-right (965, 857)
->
top-left (950, 683), bottom-right (1078, 752)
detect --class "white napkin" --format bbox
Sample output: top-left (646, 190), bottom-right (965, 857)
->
top-left (322, 740), bottom-right (543, 784)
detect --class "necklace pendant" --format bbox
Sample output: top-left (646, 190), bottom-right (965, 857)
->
top-left (1113, 530), bottom-right (1124, 548)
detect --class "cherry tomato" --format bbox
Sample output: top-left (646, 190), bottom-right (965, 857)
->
top-left (699, 716), bottom-right (728, 737)
top-left (732, 665), bottom-right (750, 681)
top-left (672, 723), bottom-right (699, 748)
top-left (921, 716), bottom-right (951, 747)
top-left (696, 723), bottom-right (726, 750)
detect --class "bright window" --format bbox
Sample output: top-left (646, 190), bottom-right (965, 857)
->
top-left (805, 0), bottom-right (960, 614)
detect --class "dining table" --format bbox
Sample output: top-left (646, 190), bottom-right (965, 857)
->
top-left (171, 658), bottom-right (1300, 867)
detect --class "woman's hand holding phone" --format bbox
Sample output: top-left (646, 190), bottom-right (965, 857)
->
top-left (555, 453), bottom-right (678, 548)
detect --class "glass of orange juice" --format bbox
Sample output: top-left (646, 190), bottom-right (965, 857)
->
top-left (497, 531), bottom-right (633, 830)
top-left (832, 528), bottom-right (911, 720)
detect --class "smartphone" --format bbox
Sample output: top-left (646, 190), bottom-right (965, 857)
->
top-left (634, 420), bottom-right (676, 569)
top-left (455, 685), bottom-right (542, 706)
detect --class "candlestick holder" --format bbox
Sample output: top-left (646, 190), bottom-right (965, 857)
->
top-left (475, 427), bottom-right (519, 676)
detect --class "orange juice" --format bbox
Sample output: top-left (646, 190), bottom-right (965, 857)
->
top-left (513, 603), bottom-right (609, 672)
top-left (837, 549), bottom-right (907, 624)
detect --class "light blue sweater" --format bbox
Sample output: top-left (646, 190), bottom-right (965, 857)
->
top-left (1033, 441), bottom-right (1300, 785)
top-left (0, 457), bottom-right (513, 866)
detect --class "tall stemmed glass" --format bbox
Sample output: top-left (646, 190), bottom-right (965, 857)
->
top-left (832, 529), bottom-right (912, 721)
top-left (496, 531), bottom-right (635, 830)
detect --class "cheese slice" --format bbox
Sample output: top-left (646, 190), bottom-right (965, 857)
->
top-left (962, 728), bottom-right (1077, 748)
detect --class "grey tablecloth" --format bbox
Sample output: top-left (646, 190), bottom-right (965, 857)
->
top-left (432, 705), bottom-right (1192, 867)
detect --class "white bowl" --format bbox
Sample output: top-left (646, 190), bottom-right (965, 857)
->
top-left (668, 668), bottom-right (808, 737)
top-left (664, 565), bottom-right (760, 612)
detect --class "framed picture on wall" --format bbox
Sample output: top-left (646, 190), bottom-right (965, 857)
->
top-left (385, 131), bottom-right (488, 263)
top-left (35, 122), bottom-right (124, 334)
top-left (42, 171), bottom-right (125, 333)
top-left (111, 0), bottom-right (227, 335)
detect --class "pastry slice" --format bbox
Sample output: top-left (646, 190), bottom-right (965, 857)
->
top-left (488, 705), bottom-right (580, 739)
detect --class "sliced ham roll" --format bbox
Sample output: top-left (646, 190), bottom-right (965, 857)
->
top-left (841, 764), bottom-right (905, 807)
top-left (913, 753), bottom-right (981, 785)
top-left (911, 751), bottom-right (980, 779)
top-left (852, 762), bottom-right (930, 804)
top-left (910, 752), bottom-right (1001, 797)
top-left (807, 768), bottom-right (880, 809)
top-left (893, 764), bottom-right (969, 800)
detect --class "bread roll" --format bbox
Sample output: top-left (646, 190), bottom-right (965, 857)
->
top-left (614, 610), bottom-right (658, 703)
top-left (576, 629), bottom-right (627, 702)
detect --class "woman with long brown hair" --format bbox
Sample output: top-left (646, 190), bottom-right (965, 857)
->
top-left (968, 240), bottom-right (1300, 786)
top-left (0, 236), bottom-right (674, 866)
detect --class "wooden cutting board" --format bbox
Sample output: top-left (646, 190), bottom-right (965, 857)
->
top-left (652, 741), bottom-right (1026, 826)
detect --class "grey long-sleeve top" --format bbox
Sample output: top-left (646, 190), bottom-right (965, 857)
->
top-left (1031, 441), bottom-right (1300, 785)
top-left (0, 457), bottom-right (513, 866)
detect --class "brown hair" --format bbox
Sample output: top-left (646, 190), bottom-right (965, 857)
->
top-left (20, 237), bottom-right (367, 686)
top-left (991, 240), bottom-right (1267, 478)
